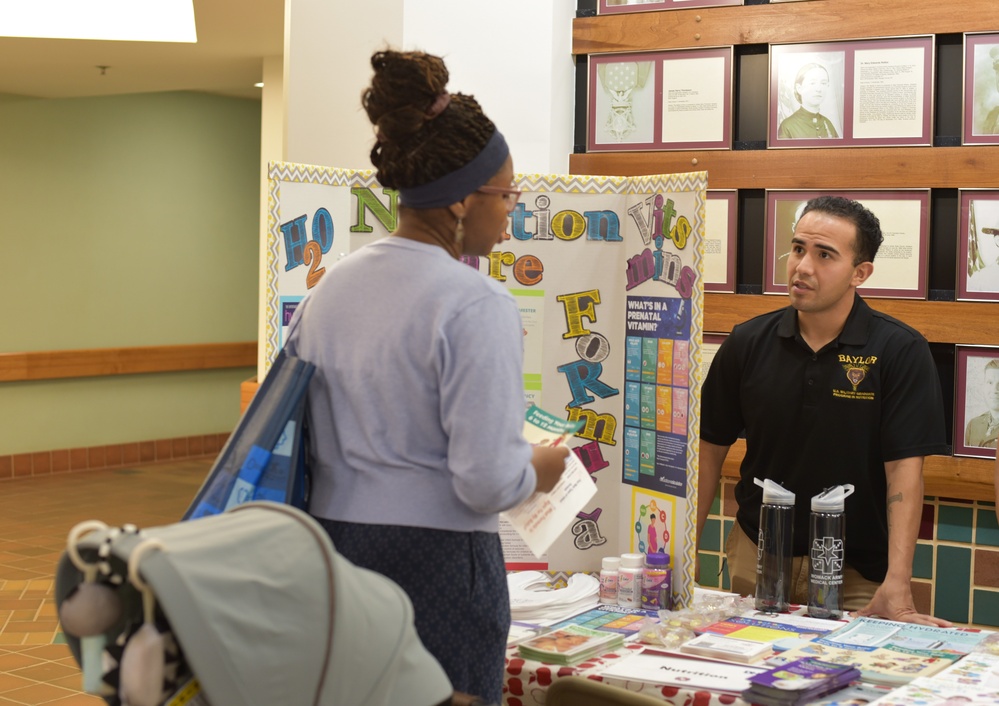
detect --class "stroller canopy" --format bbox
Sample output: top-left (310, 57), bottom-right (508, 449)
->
top-left (56, 502), bottom-right (451, 706)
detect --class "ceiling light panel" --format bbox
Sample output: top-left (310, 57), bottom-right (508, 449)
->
top-left (0, 0), bottom-right (197, 42)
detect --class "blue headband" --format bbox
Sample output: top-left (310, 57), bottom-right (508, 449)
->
top-left (397, 130), bottom-right (509, 209)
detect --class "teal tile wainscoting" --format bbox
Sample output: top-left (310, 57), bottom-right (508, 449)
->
top-left (697, 479), bottom-right (999, 627)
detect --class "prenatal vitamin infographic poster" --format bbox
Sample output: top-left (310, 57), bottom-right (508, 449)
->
top-left (264, 163), bottom-right (706, 608)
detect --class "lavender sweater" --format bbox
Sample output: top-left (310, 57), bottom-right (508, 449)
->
top-left (285, 237), bottom-right (536, 533)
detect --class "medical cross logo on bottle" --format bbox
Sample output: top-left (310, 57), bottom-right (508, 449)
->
top-left (810, 535), bottom-right (845, 577)
top-left (808, 484), bottom-right (855, 619)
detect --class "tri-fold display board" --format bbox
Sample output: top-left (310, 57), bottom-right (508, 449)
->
top-left (264, 162), bottom-right (708, 608)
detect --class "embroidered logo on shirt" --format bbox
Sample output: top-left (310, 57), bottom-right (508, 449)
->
top-left (833, 355), bottom-right (877, 400)
top-left (845, 366), bottom-right (867, 389)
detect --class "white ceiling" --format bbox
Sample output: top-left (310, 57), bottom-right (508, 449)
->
top-left (0, 0), bottom-right (284, 101)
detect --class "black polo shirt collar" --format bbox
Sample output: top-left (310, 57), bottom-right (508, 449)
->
top-left (775, 293), bottom-right (872, 348)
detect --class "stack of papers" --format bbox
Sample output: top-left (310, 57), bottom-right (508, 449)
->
top-left (508, 571), bottom-right (599, 624)
top-left (742, 658), bottom-right (861, 705)
top-left (696, 610), bottom-right (840, 653)
top-left (681, 632), bottom-right (775, 664)
top-left (518, 624), bottom-right (625, 665)
top-left (866, 651), bottom-right (999, 705)
top-left (598, 648), bottom-right (768, 693)
top-left (547, 605), bottom-right (656, 638)
top-left (770, 617), bottom-right (992, 686)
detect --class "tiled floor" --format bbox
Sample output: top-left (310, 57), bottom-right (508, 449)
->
top-left (0, 459), bottom-right (211, 705)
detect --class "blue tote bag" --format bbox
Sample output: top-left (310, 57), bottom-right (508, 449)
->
top-left (183, 349), bottom-right (315, 520)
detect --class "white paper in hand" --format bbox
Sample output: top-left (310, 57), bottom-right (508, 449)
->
top-left (502, 451), bottom-right (596, 558)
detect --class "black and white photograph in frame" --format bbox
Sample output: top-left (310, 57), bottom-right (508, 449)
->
top-left (770, 37), bottom-right (933, 148)
top-left (958, 190), bottom-right (999, 301)
top-left (963, 33), bottom-right (999, 144)
top-left (954, 345), bottom-right (999, 458)
top-left (773, 49), bottom-right (846, 142)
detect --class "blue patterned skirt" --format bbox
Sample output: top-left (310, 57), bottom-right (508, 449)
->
top-left (313, 518), bottom-right (508, 705)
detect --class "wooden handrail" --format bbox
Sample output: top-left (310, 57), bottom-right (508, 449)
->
top-left (0, 342), bottom-right (257, 382)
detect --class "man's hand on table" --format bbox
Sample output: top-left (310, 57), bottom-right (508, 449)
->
top-left (854, 578), bottom-right (953, 627)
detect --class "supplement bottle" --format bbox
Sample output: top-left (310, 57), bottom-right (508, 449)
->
top-left (618, 552), bottom-right (645, 608)
top-left (641, 552), bottom-right (672, 610)
top-left (599, 556), bottom-right (621, 605)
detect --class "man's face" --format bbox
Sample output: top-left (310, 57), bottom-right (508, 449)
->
top-left (786, 211), bottom-right (866, 315)
top-left (984, 366), bottom-right (999, 413)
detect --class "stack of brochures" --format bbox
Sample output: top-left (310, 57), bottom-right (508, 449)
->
top-left (517, 624), bottom-right (624, 665)
top-left (769, 616), bottom-right (991, 686)
top-left (695, 610), bottom-right (840, 653)
top-left (680, 632), bottom-right (775, 664)
top-left (742, 657), bottom-right (861, 705)
top-left (597, 649), bottom-right (767, 693)
top-left (547, 604), bottom-right (657, 639)
top-left (863, 651), bottom-right (999, 705)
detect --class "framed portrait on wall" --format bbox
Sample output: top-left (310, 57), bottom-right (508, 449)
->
top-left (957, 190), bottom-right (999, 301)
top-left (588, 47), bottom-right (733, 152)
top-left (590, 55), bottom-right (658, 150)
top-left (954, 345), bottom-right (999, 458)
top-left (763, 190), bottom-right (929, 299)
top-left (599, 0), bottom-right (741, 14)
top-left (963, 33), bottom-right (999, 145)
top-left (771, 46), bottom-right (847, 145)
top-left (704, 190), bottom-right (737, 293)
top-left (769, 36), bottom-right (933, 148)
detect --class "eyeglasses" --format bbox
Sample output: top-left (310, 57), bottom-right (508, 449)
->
top-left (477, 185), bottom-right (522, 212)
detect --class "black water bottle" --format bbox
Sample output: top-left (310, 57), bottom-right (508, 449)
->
top-left (754, 477), bottom-right (795, 613)
top-left (808, 484), bottom-right (855, 619)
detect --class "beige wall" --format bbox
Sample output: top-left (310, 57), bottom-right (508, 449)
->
top-left (0, 91), bottom-right (260, 454)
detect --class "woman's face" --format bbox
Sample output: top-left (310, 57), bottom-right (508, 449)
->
top-left (462, 155), bottom-right (516, 257)
top-left (796, 67), bottom-right (829, 111)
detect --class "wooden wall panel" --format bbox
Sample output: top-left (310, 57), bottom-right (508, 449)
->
top-left (704, 294), bottom-right (999, 347)
top-left (574, 0), bottom-right (999, 504)
top-left (570, 148), bottom-right (999, 190)
top-left (573, 0), bottom-right (999, 56)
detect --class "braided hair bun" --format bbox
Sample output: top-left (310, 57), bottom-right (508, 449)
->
top-left (362, 50), bottom-right (496, 190)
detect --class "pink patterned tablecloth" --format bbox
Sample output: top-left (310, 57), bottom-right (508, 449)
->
top-left (502, 642), bottom-right (750, 706)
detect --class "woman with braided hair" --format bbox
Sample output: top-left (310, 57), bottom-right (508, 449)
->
top-left (285, 49), bottom-right (569, 703)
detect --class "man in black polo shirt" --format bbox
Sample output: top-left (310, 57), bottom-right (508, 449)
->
top-left (697, 196), bottom-right (951, 626)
